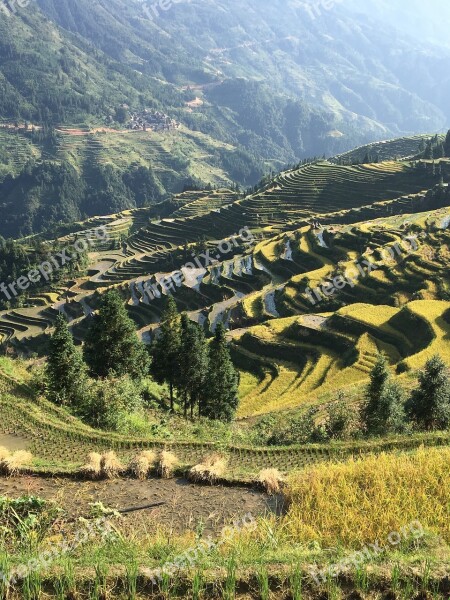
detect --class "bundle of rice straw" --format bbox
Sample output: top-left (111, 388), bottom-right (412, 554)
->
top-left (188, 454), bottom-right (228, 485)
top-left (100, 451), bottom-right (124, 479)
top-left (157, 450), bottom-right (179, 479)
top-left (80, 452), bottom-right (102, 480)
top-left (0, 446), bottom-right (10, 462)
top-left (256, 468), bottom-right (284, 494)
top-left (129, 450), bottom-right (156, 480)
top-left (0, 450), bottom-right (33, 476)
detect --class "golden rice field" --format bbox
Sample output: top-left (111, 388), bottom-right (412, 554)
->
top-left (285, 446), bottom-right (450, 548)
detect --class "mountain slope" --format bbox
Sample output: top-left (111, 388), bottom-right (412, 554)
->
top-left (3, 0), bottom-right (450, 160)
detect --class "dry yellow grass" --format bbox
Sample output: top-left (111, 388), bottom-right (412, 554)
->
top-left (0, 447), bottom-right (10, 461)
top-left (100, 451), bottom-right (124, 479)
top-left (0, 450), bottom-right (33, 476)
top-left (158, 450), bottom-right (179, 479)
top-left (80, 452), bottom-right (102, 479)
top-left (188, 454), bottom-right (228, 485)
top-left (257, 468), bottom-right (284, 494)
top-left (285, 447), bottom-right (450, 548)
top-left (129, 450), bottom-right (157, 480)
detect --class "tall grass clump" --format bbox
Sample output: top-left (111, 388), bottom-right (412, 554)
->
top-left (285, 447), bottom-right (450, 548)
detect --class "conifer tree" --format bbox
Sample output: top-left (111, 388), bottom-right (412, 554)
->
top-left (406, 355), bottom-right (450, 430)
top-left (202, 324), bottom-right (239, 422)
top-left (362, 353), bottom-right (405, 435)
top-left (444, 130), bottom-right (450, 158)
top-left (151, 296), bottom-right (181, 410)
top-left (46, 313), bottom-right (86, 406)
top-left (84, 290), bottom-right (150, 379)
top-left (177, 314), bottom-right (208, 418)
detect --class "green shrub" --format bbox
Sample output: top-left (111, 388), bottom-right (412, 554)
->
top-left (76, 375), bottom-right (144, 431)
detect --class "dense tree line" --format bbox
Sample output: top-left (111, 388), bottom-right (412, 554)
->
top-left (0, 237), bottom-right (88, 310)
top-left (151, 297), bottom-right (239, 422)
top-left (0, 161), bottom-right (165, 238)
top-left (44, 292), bottom-right (239, 430)
top-left (421, 131), bottom-right (450, 160)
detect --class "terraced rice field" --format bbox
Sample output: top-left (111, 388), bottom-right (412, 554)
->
top-left (330, 133), bottom-right (442, 164)
top-left (1, 361), bottom-right (449, 479)
top-left (234, 296), bottom-right (450, 417)
top-left (2, 157), bottom-right (450, 428)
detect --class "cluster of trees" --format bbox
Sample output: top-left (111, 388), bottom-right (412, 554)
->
top-left (44, 292), bottom-right (239, 430)
top-left (151, 297), bottom-right (239, 422)
top-left (0, 161), bottom-right (166, 238)
top-left (421, 131), bottom-right (450, 159)
top-left (362, 353), bottom-right (450, 435)
top-left (263, 353), bottom-right (450, 446)
top-left (0, 237), bottom-right (88, 310)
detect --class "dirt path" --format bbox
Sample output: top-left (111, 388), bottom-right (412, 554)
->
top-left (0, 476), bottom-right (279, 534)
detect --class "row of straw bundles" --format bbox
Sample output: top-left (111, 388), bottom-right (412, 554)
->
top-left (81, 450), bottom-right (179, 480)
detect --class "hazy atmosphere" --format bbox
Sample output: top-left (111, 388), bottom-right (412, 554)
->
top-left (0, 1), bottom-right (449, 598)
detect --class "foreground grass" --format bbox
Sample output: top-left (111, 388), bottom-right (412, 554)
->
top-left (1, 447), bottom-right (449, 598)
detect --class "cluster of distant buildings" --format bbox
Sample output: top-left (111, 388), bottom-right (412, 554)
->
top-left (127, 109), bottom-right (179, 132)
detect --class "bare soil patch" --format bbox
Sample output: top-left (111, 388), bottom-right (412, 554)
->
top-left (0, 475), bottom-right (279, 534)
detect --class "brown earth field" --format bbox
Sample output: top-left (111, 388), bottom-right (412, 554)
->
top-left (0, 475), bottom-right (281, 534)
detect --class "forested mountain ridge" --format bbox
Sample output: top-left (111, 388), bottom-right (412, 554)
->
top-left (1, 0), bottom-right (450, 236)
top-left (3, 0), bottom-right (450, 157)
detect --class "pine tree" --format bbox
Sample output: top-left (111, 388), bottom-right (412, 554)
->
top-left (362, 353), bottom-right (405, 435)
top-left (151, 296), bottom-right (181, 411)
top-left (202, 324), bottom-right (239, 422)
top-left (444, 130), bottom-right (450, 158)
top-left (406, 355), bottom-right (450, 431)
top-left (177, 314), bottom-right (208, 418)
top-left (84, 290), bottom-right (150, 379)
top-left (46, 313), bottom-right (86, 406)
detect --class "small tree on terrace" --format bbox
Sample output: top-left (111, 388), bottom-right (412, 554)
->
top-left (202, 324), bottom-right (239, 422)
top-left (444, 130), bottom-right (450, 158)
top-left (362, 353), bottom-right (405, 435)
top-left (406, 355), bottom-right (450, 431)
top-left (177, 314), bottom-right (208, 418)
top-left (46, 313), bottom-right (86, 406)
top-left (84, 290), bottom-right (150, 379)
top-left (151, 296), bottom-right (181, 411)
